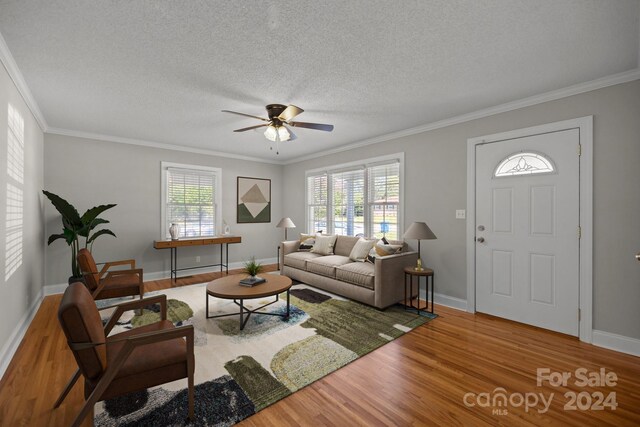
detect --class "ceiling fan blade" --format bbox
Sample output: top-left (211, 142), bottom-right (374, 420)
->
top-left (233, 124), bottom-right (270, 132)
top-left (221, 110), bottom-right (270, 122)
top-left (278, 105), bottom-right (304, 122)
top-left (288, 121), bottom-right (334, 132)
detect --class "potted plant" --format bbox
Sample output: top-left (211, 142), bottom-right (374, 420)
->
top-left (242, 257), bottom-right (264, 279)
top-left (43, 190), bottom-right (117, 283)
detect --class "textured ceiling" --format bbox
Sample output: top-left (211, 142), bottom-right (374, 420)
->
top-left (0, 0), bottom-right (638, 162)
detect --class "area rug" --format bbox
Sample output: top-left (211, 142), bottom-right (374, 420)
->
top-left (94, 281), bottom-right (435, 426)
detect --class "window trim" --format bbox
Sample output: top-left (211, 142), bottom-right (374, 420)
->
top-left (305, 152), bottom-right (404, 238)
top-left (160, 162), bottom-right (222, 239)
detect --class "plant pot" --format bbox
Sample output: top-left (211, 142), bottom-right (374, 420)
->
top-left (68, 276), bottom-right (85, 285)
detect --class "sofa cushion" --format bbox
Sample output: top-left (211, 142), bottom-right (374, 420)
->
top-left (284, 252), bottom-right (323, 270)
top-left (336, 262), bottom-right (375, 290)
top-left (334, 235), bottom-right (361, 257)
top-left (306, 255), bottom-right (352, 277)
top-left (311, 235), bottom-right (337, 255)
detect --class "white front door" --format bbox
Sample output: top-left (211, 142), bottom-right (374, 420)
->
top-left (475, 128), bottom-right (580, 336)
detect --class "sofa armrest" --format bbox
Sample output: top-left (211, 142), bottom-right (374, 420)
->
top-left (281, 240), bottom-right (301, 255)
top-left (280, 240), bottom-right (301, 269)
top-left (374, 251), bottom-right (418, 308)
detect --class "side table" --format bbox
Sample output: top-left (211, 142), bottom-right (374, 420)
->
top-left (403, 267), bottom-right (434, 314)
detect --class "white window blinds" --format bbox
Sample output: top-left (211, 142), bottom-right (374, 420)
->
top-left (368, 162), bottom-right (399, 238)
top-left (307, 174), bottom-right (328, 233)
top-left (166, 168), bottom-right (216, 238)
top-left (6, 104), bottom-right (24, 281)
top-left (331, 169), bottom-right (365, 236)
top-left (306, 156), bottom-right (402, 239)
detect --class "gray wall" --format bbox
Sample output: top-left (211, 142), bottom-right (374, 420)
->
top-left (282, 80), bottom-right (640, 340)
top-left (0, 63), bottom-right (44, 358)
top-left (41, 80), bottom-right (640, 340)
top-left (43, 134), bottom-right (283, 286)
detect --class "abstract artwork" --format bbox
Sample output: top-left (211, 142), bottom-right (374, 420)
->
top-left (237, 176), bottom-right (271, 223)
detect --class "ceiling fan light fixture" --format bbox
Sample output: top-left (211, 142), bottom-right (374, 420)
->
top-left (264, 124), bottom-right (291, 142)
top-left (264, 124), bottom-right (278, 141)
top-left (277, 125), bottom-right (290, 141)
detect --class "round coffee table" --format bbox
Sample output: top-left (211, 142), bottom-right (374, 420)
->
top-left (206, 274), bottom-right (292, 330)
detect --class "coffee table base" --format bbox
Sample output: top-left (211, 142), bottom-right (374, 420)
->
top-left (206, 289), bottom-right (290, 330)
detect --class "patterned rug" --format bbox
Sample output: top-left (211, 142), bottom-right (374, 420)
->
top-left (94, 281), bottom-right (436, 426)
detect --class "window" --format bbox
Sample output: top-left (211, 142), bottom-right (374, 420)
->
top-left (306, 154), bottom-right (403, 240)
top-left (495, 152), bottom-right (555, 177)
top-left (161, 162), bottom-right (221, 239)
top-left (368, 162), bottom-right (400, 239)
top-left (6, 104), bottom-right (24, 280)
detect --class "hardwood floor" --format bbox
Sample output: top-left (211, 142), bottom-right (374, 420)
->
top-left (1, 267), bottom-right (638, 426)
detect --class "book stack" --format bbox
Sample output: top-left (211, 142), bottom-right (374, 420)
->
top-left (239, 276), bottom-right (266, 287)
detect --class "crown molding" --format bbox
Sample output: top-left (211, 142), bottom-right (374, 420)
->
top-left (0, 31), bottom-right (48, 131)
top-left (46, 127), bottom-right (285, 165)
top-left (2, 18), bottom-right (638, 166)
top-left (283, 68), bottom-right (640, 165)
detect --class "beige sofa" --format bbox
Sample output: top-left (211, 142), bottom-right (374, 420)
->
top-left (280, 235), bottom-right (418, 309)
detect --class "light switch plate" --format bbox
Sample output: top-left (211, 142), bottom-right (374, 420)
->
top-left (456, 209), bottom-right (466, 219)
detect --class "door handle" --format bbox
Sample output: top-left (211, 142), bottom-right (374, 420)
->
top-left (636, 252), bottom-right (640, 262)
top-left (476, 237), bottom-right (485, 243)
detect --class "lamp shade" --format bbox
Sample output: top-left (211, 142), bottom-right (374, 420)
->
top-left (276, 217), bottom-right (296, 228)
top-left (403, 221), bottom-right (437, 240)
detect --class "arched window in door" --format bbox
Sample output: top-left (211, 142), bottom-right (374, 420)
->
top-left (494, 152), bottom-right (555, 177)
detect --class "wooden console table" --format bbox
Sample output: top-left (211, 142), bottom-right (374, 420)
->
top-left (153, 236), bottom-right (242, 281)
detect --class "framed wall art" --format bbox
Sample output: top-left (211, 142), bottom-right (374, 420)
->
top-left (237, 176), bottom-right (271, 223)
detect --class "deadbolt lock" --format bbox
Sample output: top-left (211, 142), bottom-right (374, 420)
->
top-left (477, 225), bottom-right (485, 231)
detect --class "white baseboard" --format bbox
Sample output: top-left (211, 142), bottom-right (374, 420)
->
top-left (434, 292), bottom-right (468, 311)
top-left (0, 290), bottom-right (44, 380)
top-left (592, 330), bottom-right (640, 357)
top-left (418, 289), bottom-right (468, 311)
top-left (44, 283), bottom-right (67, 296)
top-left (43, 257), bottom-right (279, 295)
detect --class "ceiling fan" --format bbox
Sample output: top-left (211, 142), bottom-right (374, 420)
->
top-left (222, 104), bottom-right (334, 144)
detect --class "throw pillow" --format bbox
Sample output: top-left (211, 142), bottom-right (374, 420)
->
top-left (375, 242), bottom-right (403, 256)
top-left (349, 238), bottom-right (376, 262)
top-left (299, 233), bottom-right (316, 251)
top-left (311, 234), bottom-right (338, 255)
top-left (366, 240), bottom-right (403, 263)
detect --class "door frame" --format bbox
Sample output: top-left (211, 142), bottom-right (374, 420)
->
top-left (465, 116), bottom-right (593, 343)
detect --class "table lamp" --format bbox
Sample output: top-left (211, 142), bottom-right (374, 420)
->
top-left (403, 221), bottom-right (437, 271)
top-left (276, 217), bottom-right (296, 240)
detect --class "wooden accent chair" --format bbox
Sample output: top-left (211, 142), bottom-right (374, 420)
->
top-left (56, 282), bottom-right (194, 427)
top-left (77, 248), bottom-right (144, 300)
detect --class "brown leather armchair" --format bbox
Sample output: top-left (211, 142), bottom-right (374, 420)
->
top-left (77, 248), bottom-right (144, 300)
top-left (56, 282), bottom-right (194, 427)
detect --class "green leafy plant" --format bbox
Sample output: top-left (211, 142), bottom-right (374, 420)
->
top-left (43, 190), bottom-right (117, 278)
top-left (242, 257), bottom-right (263, 277)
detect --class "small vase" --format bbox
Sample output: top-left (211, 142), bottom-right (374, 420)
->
top-left (169, 223), bottom-right (179, 240)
